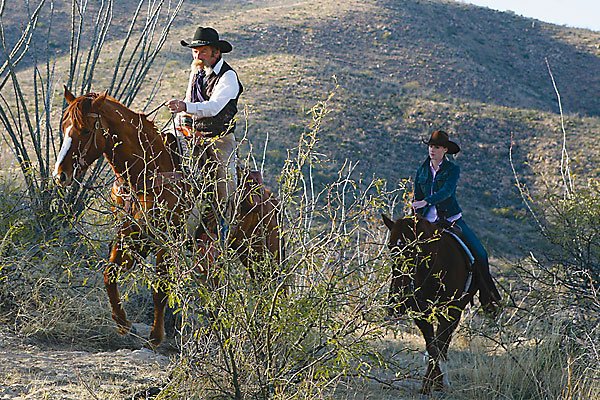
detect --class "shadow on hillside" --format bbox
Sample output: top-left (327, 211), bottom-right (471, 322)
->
top-left (228, 0), bottom-right (600, 118)
top-left (5, 0), bottom-right (597, 117)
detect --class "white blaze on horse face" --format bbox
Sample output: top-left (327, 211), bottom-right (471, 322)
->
top-left (53, 124), bottom-right (73, 178)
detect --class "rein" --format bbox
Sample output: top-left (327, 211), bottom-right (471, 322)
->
top-left (146, 102), bottom-right (166, 118)
top-left (143, 101), bottom-right (177, 133)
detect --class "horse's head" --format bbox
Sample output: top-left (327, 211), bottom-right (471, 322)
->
top-left (382, 213), bottom-right (438, 251)
top-left (383, 214), bottom-right (416, 252)
top-left (382, 214), bottom-right (440, 316)
top-left (53, 86), bottom-right (109, 186)
top-left (381, 213), bottom-right (439, 275)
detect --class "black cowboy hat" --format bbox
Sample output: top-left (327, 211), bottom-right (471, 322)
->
top-left (423, 130), bottom-right (460, 154)
top-left (181, 27), bottom-right (232, 53)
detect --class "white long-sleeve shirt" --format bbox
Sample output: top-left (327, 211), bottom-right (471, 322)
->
top-left (183, 58), bottom-right (240, 118)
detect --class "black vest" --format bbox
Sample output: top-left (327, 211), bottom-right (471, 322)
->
top-left (192, 60), bottom-right (243, 137)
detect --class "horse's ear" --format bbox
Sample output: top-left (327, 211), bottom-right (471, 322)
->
top-left (92, 90), bottom-right (108, 111)
top-left (64, 85), bottom-right (76, 104)
top-left (382, 214), bottom-right (395, 231)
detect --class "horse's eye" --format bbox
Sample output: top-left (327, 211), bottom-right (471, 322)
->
top-left (80, 128), bottom-right (91, 136)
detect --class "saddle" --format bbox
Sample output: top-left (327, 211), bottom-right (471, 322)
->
top-left (434, 219), bottom-right (475, 268)
top-left (434, 219), bottom-right (475, 298)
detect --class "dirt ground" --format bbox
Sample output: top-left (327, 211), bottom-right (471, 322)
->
top-left (0, 319), bottom-right (469, 400)
top-left (0, 324), bottom-right (173, 400)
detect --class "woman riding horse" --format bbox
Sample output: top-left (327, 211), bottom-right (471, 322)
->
top-left (411, 130), bottom-right (502, 314)
top-left (382, 130), bottom-right (503, 393)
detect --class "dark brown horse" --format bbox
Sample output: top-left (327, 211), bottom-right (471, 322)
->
top-left (382, 214), bottom-right (476, 394)
top-left (54, 87), bottom-right (282, 349)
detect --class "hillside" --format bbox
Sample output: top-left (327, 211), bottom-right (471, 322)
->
top-left (3, 0), bottom-right (600, 257)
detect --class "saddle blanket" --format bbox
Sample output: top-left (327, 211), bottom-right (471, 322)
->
top-left (445, 230), bottom-right (475, 266)
top-left (444, 230), bottom-right (474, 297)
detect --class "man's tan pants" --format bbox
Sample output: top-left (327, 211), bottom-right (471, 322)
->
top-left (184, 132), bottom-right (237, 239)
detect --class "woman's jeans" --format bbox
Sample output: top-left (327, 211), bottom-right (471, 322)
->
top-left (454, 218), bottom-right (501, 303)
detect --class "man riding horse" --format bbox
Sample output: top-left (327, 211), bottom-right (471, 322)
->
top-left (166, 27), bottom-right (243, 244)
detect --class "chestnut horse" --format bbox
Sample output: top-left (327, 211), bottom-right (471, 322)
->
top-left (382, 214), bottom-right (476, 394)
top-left (53, 87), bottom-right (282, 349)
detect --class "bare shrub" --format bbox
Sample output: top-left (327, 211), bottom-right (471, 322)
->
top-left (109, 94), bottom-right (406, 398)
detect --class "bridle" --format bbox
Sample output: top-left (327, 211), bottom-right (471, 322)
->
top-left (71, 112), bottom-right (107, 179)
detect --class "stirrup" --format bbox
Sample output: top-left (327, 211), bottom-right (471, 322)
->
top-left (218, 216), bottom-right (229, 249)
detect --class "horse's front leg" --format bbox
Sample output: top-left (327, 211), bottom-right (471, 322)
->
top-left (414, 318), bottom-right (443, 395)
top-left (105, 227), bottom-right (146, 336)
top-left (386, 270), bottom-right (413, 318)
top-left (147, 249), bottom-right (169, 350)
top-left (431, 306), bottom-right (464, 390)
top-left (437, 306), bottom-right (463, 360)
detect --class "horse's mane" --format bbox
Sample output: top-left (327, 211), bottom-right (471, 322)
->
top-left (64, 92), bottom-right (159, 134)
top-left (415, 215), bottom-right (439, 239)
top-left (63, 94), bottom-right (94, 129)
top-left (394, 215), bottom-right (437, 237)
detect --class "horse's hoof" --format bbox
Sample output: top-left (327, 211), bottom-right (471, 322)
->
top-left (142, 342), bottom-right (158, 352)
top-left (433, 378), bottom-right (446, 392)
top-left (419, 376), bottom-right (437, 395)
top-left (116, 322), bottom-right (133, 336)
top-left (132, 386), bottom-right (161, 399)
top-left (418, 386), bottom-right (432, 395)
top-left (146, 331), bottom-right (164, 350)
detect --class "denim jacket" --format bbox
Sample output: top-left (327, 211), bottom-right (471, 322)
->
top-left (414, 157), bottom-right (462, 220)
